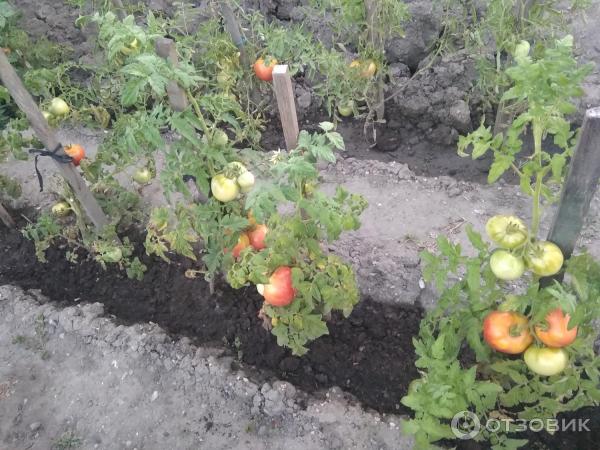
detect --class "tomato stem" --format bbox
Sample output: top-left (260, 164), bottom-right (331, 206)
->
top-left (531, 120), bottom-right (544, 238)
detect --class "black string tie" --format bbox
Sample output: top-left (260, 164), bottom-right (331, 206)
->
top-left (29, 144), bottom-right (73, 192)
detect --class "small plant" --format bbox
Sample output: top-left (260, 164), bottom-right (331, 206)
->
top-left (228, 123), bottom-right (367, 355)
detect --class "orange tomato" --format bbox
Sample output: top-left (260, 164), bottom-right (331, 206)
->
top-left (483, 311), bottom-right (533, 354)
top-left (231, 233), bottom-right (251, 259)
top-left (257, 266), bottom-right (296, 307)
top-left (64, 144), bottom-right (85, 166)
top-left (535, 308), bottom-right (577, 348)
top-left (254, 57), bottom-right (278, 82)
top-left (248, 224), bottom-right (268, 250)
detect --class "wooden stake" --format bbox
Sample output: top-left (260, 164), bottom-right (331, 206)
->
top-left (272, 65), bottom-right (300, 150)
top-left (364, 0), bottom-right (385, 121)
top-left (0, 51), bottom-right (109, 230)
top-left (0, 202), bottom-right (15, 227)
top-left (155, 38), bottom-right (188, 112)
top-left (219, 1), bottom-right (251, 69)
top-left (546, 107), bottom-right (600, 261)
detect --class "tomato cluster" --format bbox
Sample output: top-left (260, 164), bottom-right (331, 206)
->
top-left (210, 161), bottom-right (255, 203)
top-left (483, 305), bottom-right (577, 376)
top-left (483, 214), bottom-right (575, 376)
top-left (486, 215), bottom-right (564, 281)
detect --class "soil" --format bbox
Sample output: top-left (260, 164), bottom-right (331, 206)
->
top-left (0, 218), bottom-right (423, 416)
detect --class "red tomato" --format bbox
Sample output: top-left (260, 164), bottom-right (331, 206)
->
top-left (254, 57), bottom-right (278, 82)
top-left (231, 233), bottom-right (250, 259)
top-left (483, 311), bottom-right (533, 354)
top-left (64, 144), bottom-right (85, 166)
top-left (248, 224), bottom-right (268, 250)
top-left (535, 308), bottom-right (577, 348)
top-left (257, 266), bottom-right (296, 307)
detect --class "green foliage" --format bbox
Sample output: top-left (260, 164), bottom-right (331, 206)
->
top-left (228, 124), bottom-right (367, 355)
top-left (437, 0), bottom-right (590, 110)
top-left (458, 36), bottom-right (592, 201)
top-left (404, 230), bottom-right (600, 449)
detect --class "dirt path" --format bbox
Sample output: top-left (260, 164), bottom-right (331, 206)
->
top-left (0, 285), bottom-right (412, 450)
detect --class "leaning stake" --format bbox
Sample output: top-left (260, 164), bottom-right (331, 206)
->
top-left (0, 50), bottom-right (109, 230)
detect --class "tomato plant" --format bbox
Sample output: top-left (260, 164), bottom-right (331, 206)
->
top-left (228, 123), bottom-right (367, 355)
top-left (403, 37), bottom-right (600, 449)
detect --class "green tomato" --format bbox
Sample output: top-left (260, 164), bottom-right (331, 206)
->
top-left (42, 111), bottom-right (52, 121)
top-left (490, 250), bottom-right (525, 281)
top-left (337, 102), bottom-right (354, 117)
top-left (525, 241), bottom-right (564, 277)
top-left (237, 171), bottom-right (255, 193)
top-left (212, 129), bottom-right (229, 147)
top-left (102, 247), bottom-right (123, 263)
top-left (49, 97), bottom-right (70, 116)
top-left (211, 174), bottom-right (239, 202)
top-left (524, 347), bottom-right (568, 376)
top-left (51, 201), bottom-right (71, 217)
top-left (132, 167), bottom-right (153, 184)
top-left (485, 215), bottom-right (528, 249)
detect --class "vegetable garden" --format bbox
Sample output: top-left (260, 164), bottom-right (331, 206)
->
top-left (1, 1), bottom-right (600, 449)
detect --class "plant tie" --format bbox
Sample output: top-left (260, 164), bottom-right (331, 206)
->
top-left (29, 144), bottom-right (73, 192)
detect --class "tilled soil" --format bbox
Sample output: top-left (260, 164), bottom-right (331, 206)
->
top-left (0, 220), bottom-right (423, 416)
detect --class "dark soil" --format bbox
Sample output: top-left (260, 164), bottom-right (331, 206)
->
top-left (0, 220), bottom-right (422, 415)
top-left (260, 111), bottom-right (495, 184)
top-left (2, 219), bottom-right (598, 449)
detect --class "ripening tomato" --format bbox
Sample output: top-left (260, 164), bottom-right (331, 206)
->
top-left (247, 211), bottom-right (257, 227)
top-left (483, 311), bottom-right (533, 354)
top-left (350, 59), bottom-right (377, 78)
top-left (211, 174), bottom-right (239, 202)
top-left (64, 144), bottom-right (85, 166)
top-left (248, 224), bottom-right (268, 250)
top-left (1, 47), bottom-right (11, 55)
top-left (254, 57), bottom-right (278, 82)
top-left (231, 232), bottom-right (250, 259)
top-left (525, 241), bottom-right (564, 277)
top-left (49, 97), bottom-right (70, 116)
top-left (524, 346), bottom-right (568, 376)
top-left (485, 215), bottom-right (528, 249)
top-left (257, 266), bottom-right (296, 307)
top-left (490, 250), bottom-right (525, 281)
top-left (535, 308), bottom-right (577, 348)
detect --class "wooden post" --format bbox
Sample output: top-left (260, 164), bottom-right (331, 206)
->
top-left (111, 0), bottom-right (126, 20)
top-left (155, 38), bottom-right (188, 112)
top-left (0, 51), bottom-right (109, 230)
top-left (272, 65), bottom-right (300, 150)
top-left (219, 1), bottom-right (251, 70)
top-left (546, 107), bottom-right (600, 260)
top-left (0, 202), bottom-right (15, 227)
top-left (364, 0), bottom-right (385, 121)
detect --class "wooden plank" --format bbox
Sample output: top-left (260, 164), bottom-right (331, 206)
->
top-left (547, 107), bottom-right (600, 260)
top-left (155, 38), bottom-right (188, 112)
top-left (0, 202), bottom-right (15, 227)
top-left (272, 65), bottom-right (299, 150)
top-left (0, 51), bottom-right (109, 230)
